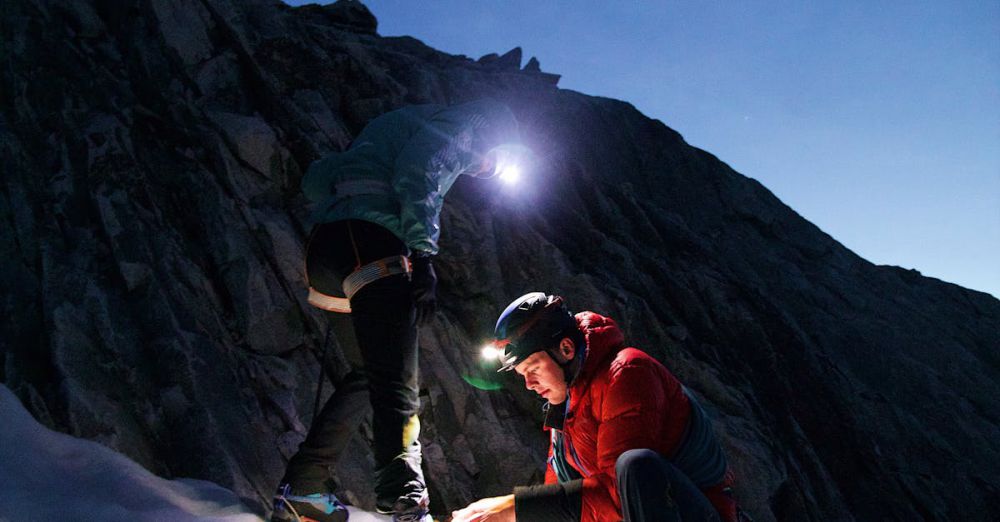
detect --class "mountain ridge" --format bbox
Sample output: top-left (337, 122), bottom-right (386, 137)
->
top-left (2, 0), bottom-right (998, 520)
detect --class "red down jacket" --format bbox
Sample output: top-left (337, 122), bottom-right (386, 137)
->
top-left (545, 311), bottom-right (737, 522)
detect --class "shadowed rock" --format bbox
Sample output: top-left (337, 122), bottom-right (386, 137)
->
top-left (1, 0), bottom-right (997, 520)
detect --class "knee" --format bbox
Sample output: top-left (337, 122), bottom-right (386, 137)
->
top-left (616, 448), bottom-right (662, 479)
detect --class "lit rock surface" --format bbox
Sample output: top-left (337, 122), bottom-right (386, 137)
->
top-left (1, 1), bottom-right (998, 520)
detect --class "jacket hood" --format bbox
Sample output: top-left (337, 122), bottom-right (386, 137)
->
top-left (574, 311), bottom-right (625, 383)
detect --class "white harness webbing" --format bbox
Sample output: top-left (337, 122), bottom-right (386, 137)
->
top-left (307, 255), bottom-right (412, 314)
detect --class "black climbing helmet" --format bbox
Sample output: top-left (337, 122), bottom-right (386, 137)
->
top-left (494, 292), bottom-right (578, 372)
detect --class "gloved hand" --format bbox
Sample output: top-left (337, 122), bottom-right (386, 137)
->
top-left (410, 253), bottom-right (437, 325)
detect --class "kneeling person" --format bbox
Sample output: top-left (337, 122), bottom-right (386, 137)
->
top-left (452, 292), bottom-right (742, 522)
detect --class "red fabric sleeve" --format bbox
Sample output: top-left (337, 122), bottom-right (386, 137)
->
top-left (578, 361), bottom-right (670, 522)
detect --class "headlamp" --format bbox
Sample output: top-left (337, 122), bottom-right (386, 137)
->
top-left (497, 163), bottom-right (521, 185)
top-left (463, 341), bottom-right (509, 391)
top-left (480, 144), bottom-right (532, 183)
top-left (480, 343), bottom-right (504, 361)
top-left (479, 339), bottom-right (523, 372)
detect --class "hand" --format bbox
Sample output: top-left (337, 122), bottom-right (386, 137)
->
top-left (410, 254), bottom-right (437, 324)
top-left (451, 494), bottom-right (515, 522)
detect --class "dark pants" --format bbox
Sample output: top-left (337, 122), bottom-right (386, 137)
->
top-left (617, 449), bottom-right (721, 522)
top-left (282, 220), bottom-right (425, 510)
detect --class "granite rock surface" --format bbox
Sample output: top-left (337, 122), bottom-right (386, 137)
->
top-left (2, 1), bottom-right (998, 520)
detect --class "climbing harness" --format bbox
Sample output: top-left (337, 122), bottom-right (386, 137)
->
top-left (306, 177), bottom-right (406, 314)
top-left (308, 255), bottom-right (412, 314)
top-left (344, 255), bottom-right (412, 297)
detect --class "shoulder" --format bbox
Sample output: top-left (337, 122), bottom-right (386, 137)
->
top-left (434, 99), bottom-right (516, 128)
top-left (609, 348), bottom-right (665, 377)
top-left (362, 104), bottom-right (441, 135)
top-left (606, 348), bottom-right (684, 394)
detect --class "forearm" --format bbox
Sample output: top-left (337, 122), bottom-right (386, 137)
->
top-left (513, 480), bottom-right (582, 522)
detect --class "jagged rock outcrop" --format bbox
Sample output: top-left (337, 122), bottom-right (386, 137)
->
top-left (2, 0), bottom-right (998, 520)
top-left (478, 47), bottom-right (522, 70)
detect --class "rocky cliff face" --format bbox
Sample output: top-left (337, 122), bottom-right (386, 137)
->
top-left (2, 1), bottom-right (998, 520)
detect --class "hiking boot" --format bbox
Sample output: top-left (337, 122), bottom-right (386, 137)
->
top-left (374, 494), bottom-right (431, 522)
top-left (270, 483), bottom-right (349, 522)
top-left (391, 495), bottom-right (431, 522)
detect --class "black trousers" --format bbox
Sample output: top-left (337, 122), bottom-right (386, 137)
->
top-left (616, 449), bottom-right (721, 522)
top-left (282, 220), bottom-right (425, 510)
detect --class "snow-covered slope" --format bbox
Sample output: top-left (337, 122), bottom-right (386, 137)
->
top-left (0, 384), bottom-right (392, 522)
top-left (0, 384), bottom-right (261, 521)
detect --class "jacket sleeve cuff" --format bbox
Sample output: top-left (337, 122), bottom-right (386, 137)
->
top-left (513, 479), bottom-right (582, 522)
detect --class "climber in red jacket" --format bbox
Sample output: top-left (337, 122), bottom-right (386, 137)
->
top-left (452, 292), bottom-right (744, 522)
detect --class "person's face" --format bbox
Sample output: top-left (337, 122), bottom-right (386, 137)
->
top-left (513, 339), bottom-right (574, 404)
top-left (472, 150), bottom-right (497, 178)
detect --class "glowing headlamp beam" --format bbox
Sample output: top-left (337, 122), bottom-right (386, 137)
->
top-left (498, 164), bottom-right (521, 185)
top-left (481, 344), bottom-right (503, 361)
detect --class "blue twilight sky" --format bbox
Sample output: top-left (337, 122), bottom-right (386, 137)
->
top-left (289, 1), bottom-right (1000, 298)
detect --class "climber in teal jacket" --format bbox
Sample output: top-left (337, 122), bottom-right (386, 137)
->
top-left (302, 98), bottom-right (521, 255)
top-left (272, 99), bottom-right (523, 522)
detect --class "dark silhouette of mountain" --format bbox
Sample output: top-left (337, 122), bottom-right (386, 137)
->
top-left (2, 1), bottom-right (997, 520)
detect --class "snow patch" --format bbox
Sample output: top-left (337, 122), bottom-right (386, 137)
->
top-left (0, 384), bottom-right (402, 522)
top-left (0, 384), bottom-right (261, 521)
top-left (0, 384), bottom-right (402, 521)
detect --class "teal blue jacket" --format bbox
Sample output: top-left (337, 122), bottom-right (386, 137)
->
top-left (302, 99), bottom-right (519, 255)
